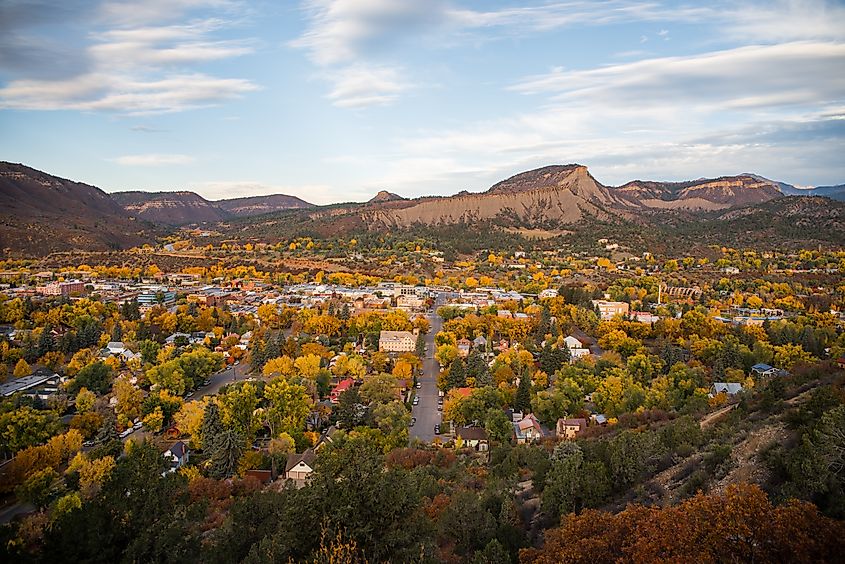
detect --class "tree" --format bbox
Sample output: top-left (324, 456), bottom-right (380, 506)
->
top-left (514, 373), bottom-right (532, 413)
top-left (336, 387), bottom-right (363, 429)
top-left (209, 429), bottom-right (244, 479)
top-left (539, 344), bottom-right (569, 376)
top-left (264, 378), bottom-right (313, 437)
top-left (75, 387), bottom-right (96, 414)
top-left (0, 406), bottom-right (62, 453)
top-left (294, 354), bottom-right (322, 379)
top-left (174, 399), bottom-right (208, 448)
top-left (201, 401), bottom-right (224, 452)
top-left (13, 358), bottom-right (30, 378)
top-left (263, 355), bottom-right (295, 378)
top-left (15, 467), bottom-right (64, 508)
top-left (372, 401), bottom-right (411, 438)
top-left (361, 373), bottom-right (398, 405)
top-left (218, 382), bottom-right (260, 439)
top-left (485, 408), bottom-right (514, 443)
top-left (447, 358), bottom-right (467, 391)
top-left (71, 362), bottom-right (111, 395)
top-left (113, 377), bottom-right (143, 422)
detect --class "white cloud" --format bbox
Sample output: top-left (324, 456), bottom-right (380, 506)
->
top-left (0, 2), bottom-right (257, 114)
top-left (324, 64), bottom-right (410, 107)
top-left (113, 153), bottom-right (196, 166)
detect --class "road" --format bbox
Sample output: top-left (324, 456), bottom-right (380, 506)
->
top-left (192, 362), bottom-right (250, 400)
top-left (410, 294), bottom-right (450, 443)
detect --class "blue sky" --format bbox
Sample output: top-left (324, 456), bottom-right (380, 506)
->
top-left (1, 0), bottom-right (843, 204)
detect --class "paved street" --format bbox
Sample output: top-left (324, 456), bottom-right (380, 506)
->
top-left (410, 294), bottom-right (449, 443)
top-left (193, 362), bottom-right (250, 400)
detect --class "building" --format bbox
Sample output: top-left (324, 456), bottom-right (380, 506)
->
top-left (455, 426), bottom-right (489, 451)
top-left (556, 418), bottom-right (588, 440)
top-left (711, 382), bottom-right (744, 397)
top-left (396, 294), bottom-right (425, 310)
top-left (285, 449), bottom-right (317, 486)
top-left (539, 288), bottom-right (559, 299)
top-left (592, 300), bottom-right (630, 320)
top-left (751, 363), bottom-right (778, 378)
top-left (457, 338), bottom-right (471, 357)
top-left (330, 378), bottom-right (355, 404)
top-left (162, 441), bottom-right (190, 474)
top-left (37, 280), bottom-right (86, 297)
top-left (137, 290), bottom-right (176, 307)
top-left (564, 335), bottom-right (591, 361)
top-left (513, 413), bottom-right (544, 444)
top-left (629, 311), bottom-right (659, 324)
top-left (0, 369), bottom-right (62, 398)
top-left (379, 330), bottom-right (416, 353)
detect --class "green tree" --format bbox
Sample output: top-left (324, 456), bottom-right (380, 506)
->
top-left (514, 373), bottom-right (532, 413)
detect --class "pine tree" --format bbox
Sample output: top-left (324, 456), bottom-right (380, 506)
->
top-left (209, 429), bottom-right (243, 479)
top-left (200, 402), bottom-right (224, 452)
top-left (467, 351), bottom-right (491, 387)
top-left (95, 411), bottom-right (119, 444)
top-left (37, 324), bottom-right (54, 358)
top-left (515, 372), bottom-right (532, 413)
top-left (415, 332), bottom-right (426, 358)
top-left (447, 358), bottom-right (467, 390)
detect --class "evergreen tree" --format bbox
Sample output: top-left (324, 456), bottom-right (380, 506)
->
top-left (95, 411), bottom-right (119, 444)
top-left (515, 373), bottom-right (532, 413)
top-left (415, 332), bottom-right (426, 358)
top-left (466, 351), bottom-right (491, 386)
top-left (37, 324), bottom-right (55, 358)
top-left (249, 339), bottom-right (267, 373)
top-left (209, 429), bottom-right (243, 479)
top-left (110, 323), bottom-right (123, 343)
top-left (539, 343), bottom-right (569, 376)
top-left (339, 303), bottom-right (351, 321)
top-left (337, 387), bottom-right (363, 429)
top-left (200, 402), bottom-right (224, 452)
top-left (447, 358), bottom-right (467, 390)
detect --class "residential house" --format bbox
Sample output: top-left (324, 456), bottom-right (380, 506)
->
top-left (379, 330), bottom-right (416, 353)
top-left (556, 418), bottom-right (588, 440)
top-left (711, 382), bottom-right (744, 397)
top-left (592, 300), bottom-right (630, 320)
top-left (165, 332), bottom-right (191, 345)
top-left (457, 338), bottom-right (471, 358)
top-left (330, 378), bottom-right (355, 404)
top-left (473, 335), bottom-right (488, 351)
top-left (539, 288), bottom-right (559, 299)
top-left (513, 413), bottom-right (544, 444)
top-left (285, 449), bottom-right (317, 486)
top-left (455, 426), bottom-right (489, 451)
top-left (162, 441), bottom-right (189, 474)
top-left (564, 335), bottom-right (591, 362)
top-left (751, 363), bottom-right (779, 378)
top-left (0, 368), bottom-right (63, 399)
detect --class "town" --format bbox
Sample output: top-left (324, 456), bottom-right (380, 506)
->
top-left (0, 238), bottom-right (844, 561)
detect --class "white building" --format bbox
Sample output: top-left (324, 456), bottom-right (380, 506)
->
top-left (379, 330), bottom-right (416, 352)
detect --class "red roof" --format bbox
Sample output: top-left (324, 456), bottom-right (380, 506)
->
top-left (333, 378), bottom-right (354, 393)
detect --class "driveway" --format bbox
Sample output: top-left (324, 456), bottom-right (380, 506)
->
top-left (410, 294), bottom-right (448, 443)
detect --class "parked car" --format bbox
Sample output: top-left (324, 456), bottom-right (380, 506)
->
top-left (83, 440), bottom-right (94, 447)
top-left (434, 424), bottom-right (440, 435)
top-left (133, 421), bottom-right (143, 430)
top-left (437, 404), bottom-right (442, 411)
top-left (416, 382), bottom-right (422, 389)
top-left (413, 396), bottom-right (420, 405)
top-left (119, 428), bottom-right (134, 439)
top-left (410, 417), bottom-right (416, 427)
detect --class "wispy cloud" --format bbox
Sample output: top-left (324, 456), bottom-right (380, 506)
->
top-left (0, 1), bottom-right (258, 114)
top-left (324, 63), bottom-right (410, 107)
top-left (112, 153), bottom-right (196, 166)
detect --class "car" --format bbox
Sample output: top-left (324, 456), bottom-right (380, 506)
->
top-left (410, 417), bottom-right (416, 427)
top-left (413, 396), bottom-right (420, 405)
top-left (133, 421), bottom-right (143, 430)
top-left (83, 440), bottom-right (94, 447)
top-left (434, 424), bottom-right (440, 435)
top-left (184, 391), bottom-right (194, 399)
top-left (203, 380), bottom-right (211, 386)
top-left (415, 382), bottom-right (422, 389)
top-left (437, 404), bottom-right (442, 411)
top-left (119, 428), bottom-right (134, 439)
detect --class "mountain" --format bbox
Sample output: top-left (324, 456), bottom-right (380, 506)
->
top-left (368, 190), bottom-right (404, 203)
top-left (112, 191), bottom-right (229, 225)
top-left (217, 194), bottom-right (314, 216)
top-left (746, 175), bottom-right (845, 202)
top-left (612, 175), bottom-right (783, 210)
top-left (0, 162), bottom-right (157, 255)
top-left (112, 191), bottom-right (315, 225)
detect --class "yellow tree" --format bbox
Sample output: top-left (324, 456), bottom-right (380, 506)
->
top-left (263, 356), bottom-right (296, 378)
top-left (13, 358), bottom-right (30, 378)
top-left (294, 354), bottom-right (322, 379)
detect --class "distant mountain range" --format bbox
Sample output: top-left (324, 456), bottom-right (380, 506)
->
top-left (111, 190), bottom-right (314, 225)
top-left (1, 160), bottom-right (842, 255)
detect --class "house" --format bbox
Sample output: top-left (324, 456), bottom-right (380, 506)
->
top-left (0, 368), bottom-right (63, 399)
top-left (379, 330), bottom-right (416, 353)
top-left (513, 413), bottom-right (544, 444)
top-left (457, 338), bottom-right (471, 358)
top-left (330, 378), bottom-right (355, 404)
top-left (591, 300), bottom-right (630, 321)
top-left (629, 311), bottom-right (659, 324)
top-left (455, 426), bottom-right (489, 451)
top-left (165, 332), bottom-right (191, 345)
top-left (285, 449), bottom-right (317, 486)
top-left (564, 335), bottom-right (591, 362)
top-left (162, 441), bottom-right (189, 474)
top-left (539, 288), bottom-right (559, 299)
top-left (591, 413), bottom-right (608, 426)
top-left (751, 363), bottom-right (778, 378)
top-left (556, 418), bottom-right (588, 440)
top-left (711, 382), bottom-right (744, 397)
top-left (473, 335), bottom-right (488, 350)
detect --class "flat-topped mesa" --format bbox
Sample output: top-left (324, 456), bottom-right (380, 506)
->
top-left (485, 164), bottom-right (592, 195)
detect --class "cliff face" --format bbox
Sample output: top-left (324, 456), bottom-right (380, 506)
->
top-left (364, 164), bottom-right (626, 228)
top-left (613, 175), bottom-right (783, 211)
top-left (112, 191), bottom-right (229, 224)
top-left (217, 194), bottom-right (314, 216)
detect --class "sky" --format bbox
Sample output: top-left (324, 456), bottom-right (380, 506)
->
top-left (0, 0), bottom-right (843, 205)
